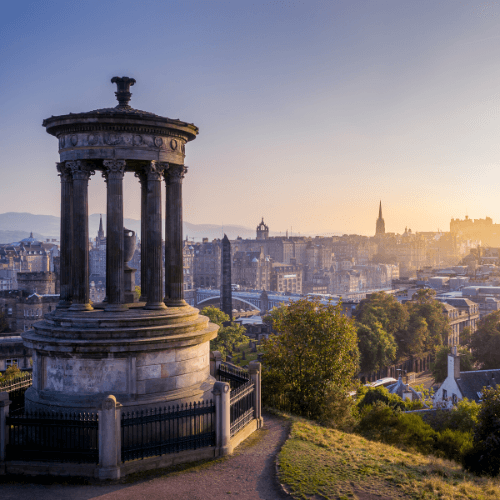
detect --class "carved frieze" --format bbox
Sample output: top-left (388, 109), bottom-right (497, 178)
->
top-left (57, 132), bottom-right (186, 151)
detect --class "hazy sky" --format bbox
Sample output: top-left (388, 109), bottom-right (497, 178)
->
top-left (2, 0), bottom-right (500, 236)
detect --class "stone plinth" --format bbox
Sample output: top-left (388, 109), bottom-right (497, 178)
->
top-left (22, 305), bottom-right (218, 412)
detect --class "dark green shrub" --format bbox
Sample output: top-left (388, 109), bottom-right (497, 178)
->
top-left (448, 398), bottom-right (480, 433)
top-left (434, 428), bottom-right (473, 462)
top-left (356, 386), bottom-right (406, 411)
top-left (355, 402), bottom-right (400, 443)
top-left (393, 412), bottom-right (436, 455)
top-left (463, 387), bottom-right (500, 476)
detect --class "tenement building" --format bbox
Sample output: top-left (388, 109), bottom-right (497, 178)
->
top-left (192, 238), bottom-right (222, 288)
top-left (0, 271), bottom-right (58, 332)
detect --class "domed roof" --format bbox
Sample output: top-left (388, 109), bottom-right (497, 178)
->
top-left (20, 232), bottom-right (39, 244)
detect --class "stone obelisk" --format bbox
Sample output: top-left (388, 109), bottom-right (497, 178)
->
top-left (221, 234), bottom-right (232, 320)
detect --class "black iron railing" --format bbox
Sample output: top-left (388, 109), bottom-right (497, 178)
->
top-left (218, 361), bottom-right (249, 389)
top-left (6, 410), bottom-right (99, 463)
top-left (230, 380), bottom-right (255, 437)
top-left (0, 373), bottom-right (32, 392)
top-left (121, 401), bottom-right (215, 462)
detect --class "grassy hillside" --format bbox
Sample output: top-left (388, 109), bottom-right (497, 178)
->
top-left (278, 418), bottom-right (500, 500)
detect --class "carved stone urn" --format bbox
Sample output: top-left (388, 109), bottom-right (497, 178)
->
top-left (124, 228), bottom-right (136, 270)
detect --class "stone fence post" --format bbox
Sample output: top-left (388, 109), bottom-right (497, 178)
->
top-left (98, 395), bottom-right (122, 480)
top-left (248, 361), bottom-right (264, 428)
top-left (212, 381), bottom-right (232, 456)
top-left (210, 351), bottom-right (222, 378)
top-left (0, 392), bottom-right (11, 474)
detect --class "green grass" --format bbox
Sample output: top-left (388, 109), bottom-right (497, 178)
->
top-left (278, 418), bottom-right (500, 499)
top-left (232, 341), bottom-right (260, 367)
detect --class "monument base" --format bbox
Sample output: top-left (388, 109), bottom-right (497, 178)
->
top-left (22, 305), bottom-right (218, 413)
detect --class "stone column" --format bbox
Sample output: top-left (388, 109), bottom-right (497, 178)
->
top-left (98, 395), bottom-right (121, 480)
top-left (103, 160), bottom-right (128, 312)
top-left (164, 164), bottom-right (188, 307)
top-left (56, 162), bottom-right (73, 309)
top-left (248, 361), bottom-right (263, 428)
top-left (135, 171), bottom-right (148, 302)
top-left (0, 392), bottom-right (11, 474)
top-left (67, 161), bottom-right (93, 311)
top-left (144, 161), bottom-right (166, 310)
top-left (212, 381), bottom-right (232, 456)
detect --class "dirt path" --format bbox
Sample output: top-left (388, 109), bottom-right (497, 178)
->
top-left (1, 412), bottom-right (290, 500)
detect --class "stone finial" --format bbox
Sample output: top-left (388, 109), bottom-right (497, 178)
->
top-left (111, 76), bottom-right (136, 108)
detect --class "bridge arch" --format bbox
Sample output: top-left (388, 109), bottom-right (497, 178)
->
top-left (196, 295), bottom-right (261, 312)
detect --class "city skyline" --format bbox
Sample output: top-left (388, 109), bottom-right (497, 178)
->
top-left (2, 1), bottom-right (500, 236)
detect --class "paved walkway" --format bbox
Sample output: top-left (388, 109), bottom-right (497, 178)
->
top-left (2, 413), bottom-right (290, 500)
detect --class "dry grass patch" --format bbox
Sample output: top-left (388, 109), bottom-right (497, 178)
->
top-left (278, 419), bottom-right (500, 499)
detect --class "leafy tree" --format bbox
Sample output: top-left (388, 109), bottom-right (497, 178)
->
top-left (404, 289), bottom-right (448, 355)
top-left (0, 363), bottom-right (26, 384)
top-left (355, 292), bottom-right (408, 342)
top-left (461, 326), bottom-right (472, 346)
top-left (200, 306), bottom-right (248, 358)
top-left (354, 292), bottom-right (408, 364)
top-left (431, 345), bottom-right (475, 383)
top-left (470, 310), bottom-right (500, 369)
top-left (200, 306), bottom-right (230, 328)
top-left (401, 315), bottom-right (427, 357)
top-left (261, 298), bottom-right (359, 422)
top-left (463, 387), bottom-right (500, 476)
top-left (356, 321), bottom-right (396, 372)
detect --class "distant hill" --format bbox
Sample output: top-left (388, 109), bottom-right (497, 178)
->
top-left (0, 213), bottom-right (60, 239)
top-left (0, 212), bottom-right (258, 244)
top-left (0, 230), bottom-right (49, 244)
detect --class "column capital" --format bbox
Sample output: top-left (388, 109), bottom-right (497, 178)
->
top-left (134, 169), bottom-right (147, 184)
top-left (144, 160), bottom-right (167, 181)
top-left (165, 164), bottom-right (188, 184)
top-left (67, 160), bottom-right (95, 181)
top-left (56, 162), bottom-right (72, 182)
top-left (103, 159), bottom-right (126, 181)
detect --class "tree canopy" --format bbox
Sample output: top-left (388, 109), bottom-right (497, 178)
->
top-left (463, 387), bottom-right (500, 476)
top-left (404, 289), bottom-right (448, 356)
top-left (200, 306), bottom-right (248, 358)
top-left (354, 292), bottom-right (406, 370)
top-left (432, 345), bottom-right (475, 383)
top-left (261, 297), bottom-right (359, 422)
top-left (354, 290), bottom-right (449, 371)
top-left (470, 310), bottom-right (500, 369)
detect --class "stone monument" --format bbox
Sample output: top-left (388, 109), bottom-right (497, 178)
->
top-left (221, 234), bottom-right (233, 320)
top-left (22, 77), bottom-right (219, 412)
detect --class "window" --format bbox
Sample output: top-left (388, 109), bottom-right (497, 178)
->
top-left (6, 359), bottom-right (18, 368)
top-left (442, 389), bottom-right (448, 401)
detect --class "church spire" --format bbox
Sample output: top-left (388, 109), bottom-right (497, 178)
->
top-left (97, 214), bottom-right (105, 241)
top-left (376, 201), bottom-right (385, 237)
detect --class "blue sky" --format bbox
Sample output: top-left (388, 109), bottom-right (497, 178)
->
top-left (2, 0), bottom-right (500, 235)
